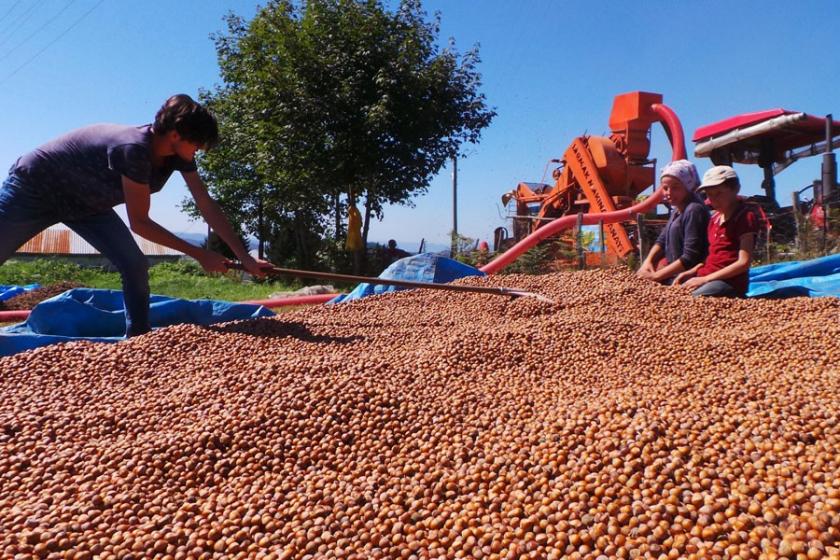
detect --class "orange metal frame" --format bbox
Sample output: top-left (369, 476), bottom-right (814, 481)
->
top-left (505, 92), bottom-right (670, 258)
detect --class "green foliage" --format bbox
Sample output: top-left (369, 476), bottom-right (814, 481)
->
top-left (790, 209), bottom-right (840, 259)
top-left (579, 230), bottom-right (596, 250)
top-left (0, 258), bottom-right (114, 286)
top-left (195, 0), bottom-right (495, 269)
top-left (0, 259), bottom-right (297, 302)
top-left (365, 243), bottom-right (397, 276)
top-left (148, 259), bottom-right (205, 277)
top-left (503, 244), bottom-right (554, 275)
top-left (450, 231), bottom-right (487, 269)
top-left (747, 207), bottom-right (840, 265)
top-left (450, 231), bottom-right (477, 255)
top-left (452, 230), bottom-right (558, 274)
top-left (204, 231), bottom-right (251, 261)
top-left (263, 211), bottom-right (328, 270)
top-left (316, 237), bottom-right (355, 274)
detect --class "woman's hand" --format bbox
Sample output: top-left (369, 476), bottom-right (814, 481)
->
top-left (636, 261), bottom-right (656, 280)
top-left (681, 276), bottom-right (709, 291)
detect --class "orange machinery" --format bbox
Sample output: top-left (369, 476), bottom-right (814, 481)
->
top-left (501, 91), bottom-right (685, 258)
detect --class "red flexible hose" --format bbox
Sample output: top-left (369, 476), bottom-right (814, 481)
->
top-left (651, 103), bottom-right (687, 160)
top-left (480, 103), bottom-right (685, 274)
top-left (241, 293), bottom-right (340, 307)
top-left (0, 309), bottom-right (32, 322)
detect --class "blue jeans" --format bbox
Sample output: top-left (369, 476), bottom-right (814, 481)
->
top-left (691, 279), bottom-right (740, 298)
top-left (0, 173), bottom-right (150, 336)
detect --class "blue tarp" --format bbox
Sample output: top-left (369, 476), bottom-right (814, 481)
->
top-left (0, 283), bottom-right (39, 302)
top-left (0, 288), bottom-right (274, 357)
top-left (747, 253), bottom-right (840, 299)
top-left (331, 253), bottom-right (485, 304)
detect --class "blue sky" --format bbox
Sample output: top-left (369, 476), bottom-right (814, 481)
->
top-left (0, 0), bottom-right (838, 252)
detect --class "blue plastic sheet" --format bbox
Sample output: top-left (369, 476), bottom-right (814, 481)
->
top-left (747, 253), bottom-right (840, 299)
top-left (0, 283), bottom-right (39, 302)
top-left (0, 288), bottom-right (274, 357)
top-left (331, 253), bottom-right (485, 303)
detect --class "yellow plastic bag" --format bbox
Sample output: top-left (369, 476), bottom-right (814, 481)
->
top-left (346, 203), bottom-right (363, 252)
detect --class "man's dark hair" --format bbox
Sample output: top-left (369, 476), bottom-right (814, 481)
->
top-left (153, 94), bottom-right (219, 149)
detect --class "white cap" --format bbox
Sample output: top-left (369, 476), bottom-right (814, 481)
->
top-left (698, 165), bottom-right (738, 190)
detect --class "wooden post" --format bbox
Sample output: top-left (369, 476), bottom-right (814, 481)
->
top-left (576, 212), bottom-right (585, 270)
top-left (636, 213), bottom-right (646, 264)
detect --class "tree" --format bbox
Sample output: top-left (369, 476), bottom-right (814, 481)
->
top-left (192, 0), bottom-right (495, 269)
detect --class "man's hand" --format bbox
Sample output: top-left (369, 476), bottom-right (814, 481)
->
top-left (195, 249), bottom-right (229, 274)
top-left (238, 255), bottom-right (273, 279)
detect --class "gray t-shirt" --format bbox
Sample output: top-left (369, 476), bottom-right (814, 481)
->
top-left (11, 123), bottom-right (196, 217)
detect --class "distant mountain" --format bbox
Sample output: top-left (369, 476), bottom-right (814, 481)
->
top-left (369, 240), bottom-right (450, 254)
top-left (175, 233), bottom-right (451, 256)
top-left (175, 232), bottom-right (207, 246)
top-left (176, 234), bottom-right (264, 255)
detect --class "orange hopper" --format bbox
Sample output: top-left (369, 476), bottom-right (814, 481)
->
top-left (502, 92), bottom-right (685, 258)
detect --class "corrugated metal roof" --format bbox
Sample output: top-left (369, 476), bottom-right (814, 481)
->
top-left (16, 226), bottom-right (185, 256)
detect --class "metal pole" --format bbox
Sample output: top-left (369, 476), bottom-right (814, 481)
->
top-left (822, 114), bottom-right (837, 252)
top-left (822, 114), bottom-right (835, 253)
top-left (599, 219), bottom-right (606, 267)
top-left (760, 138), bottom-right (777, 203)
top-left (824, 114), bottom-right (835, 196)
top-left (765, 222), bottom-right (771, 263)
top-left (576, 212), bottom-right (584, 270)
top-left (792, 191), bottom-right (800, 254)
top-left (636, 213), bottom-right (646, 265)
top-left (451, 156), bottom-right (458, 256)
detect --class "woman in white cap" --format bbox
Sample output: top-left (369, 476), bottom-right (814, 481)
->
top-left (637, 160), bottom-right (710, 284)
top-left (674, 165), bottom-right (759, 297)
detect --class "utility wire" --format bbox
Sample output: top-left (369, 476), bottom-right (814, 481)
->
top-left (0, 0), bottom-right (105, 86)
top-left (0, 0), bottom-right (77, 63)
top-left (0, 0), bottom-right (41, 51)
top-left (0, 0), bottom-right (24, 28)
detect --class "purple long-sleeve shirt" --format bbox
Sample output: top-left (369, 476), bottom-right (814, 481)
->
top-left (654, 198), bottom-right (710, 269)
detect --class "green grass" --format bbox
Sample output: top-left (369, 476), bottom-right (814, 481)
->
top-left (0, 258), bottom-right (305, 302)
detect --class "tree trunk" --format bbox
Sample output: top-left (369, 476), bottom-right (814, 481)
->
top-left (334, 193), bottom-right (342, 238)
top-left (362, 190), bottom-right (373, 248)
top-left (360, 190), bottom-right (374, 273)
top-left (294, 212), bottom-right (309, 269)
